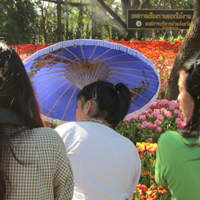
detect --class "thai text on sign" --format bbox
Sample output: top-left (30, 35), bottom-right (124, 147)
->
top-left (127, 9), bottom-right (194, 30)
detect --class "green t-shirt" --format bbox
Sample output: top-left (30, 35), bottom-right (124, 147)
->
top-left (155, 131), bottom-right (200, 200)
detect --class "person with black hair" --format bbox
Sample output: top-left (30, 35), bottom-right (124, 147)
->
top-left (0, 41), bottom-right (74, 200)
top-left (55, 80), bottom-right (141, 200)
top-left (155, 53), bottom-right (200, 199)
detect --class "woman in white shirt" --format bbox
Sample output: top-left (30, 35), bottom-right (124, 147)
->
top-left (55, 81), bottom-right (141, 200)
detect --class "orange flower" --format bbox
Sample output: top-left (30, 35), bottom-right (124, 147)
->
top-left (151, 175), bottom-right (155, 179)
top-left (150, 159), bottom-right (154, 165)
top-left (140, 195), bottom-right (147, 200)
top-left (139, 152), bottom-right (146, 159)
top-left (135, 184), bottom-right (148, 193)
top-left (142, 171), bottom-right (150, 177)
top-left (136, 142), bottom-right (146, 153)
top-left (141, 185), bottom-right (148, 192)
top-left (150, 184), bottom-right (154, 191)
top-left (146, 189), bottom-right (157, 200)
top-left (146, 143), bottom-right (158, 153)
top-left (157, 186), bottom-right (168, 195)
top-left (150, 180), bottom-right (154, 185)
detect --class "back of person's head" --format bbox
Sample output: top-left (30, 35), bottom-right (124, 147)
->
top-left (77, 80), bottom-right (131, 128)
top-left (0, 41), bottom-right (43, 128)
top-left (179, 52), bottom-right (200, 135)
top-left (0, 41), bottom-right (43, 199)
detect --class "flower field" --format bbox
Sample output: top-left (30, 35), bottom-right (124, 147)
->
top-left (13, 40), bottom-right (184, 200)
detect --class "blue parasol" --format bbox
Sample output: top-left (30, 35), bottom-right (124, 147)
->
top-left (23, 39), bottom-right (160, 124)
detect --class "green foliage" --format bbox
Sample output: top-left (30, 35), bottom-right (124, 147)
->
top-left (158, 35), bottom-right (185, 43)
top-left (0, 0), bottom-right (194, 44)
top-left (115, 107), bottom-right (179, 145)
top-left (0, 0), bottom-right (37, 44)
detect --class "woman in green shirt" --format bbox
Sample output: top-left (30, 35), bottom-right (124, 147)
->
top-left (155, 53), bottom-right (200, 200)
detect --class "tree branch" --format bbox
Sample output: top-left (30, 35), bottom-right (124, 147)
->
top-left (96, 0), bottom-right (127, 30)
top-left (41, 0), bottom-right (90, 6)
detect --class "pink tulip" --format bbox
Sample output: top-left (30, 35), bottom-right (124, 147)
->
top-left (178, 113), bottom-right (184, 121)
top-left (156, 127), bottom-right (162, 133)
top-left (173, 109), bottom-right (180, 116)
top-left (147, 108), bottom-right (152, 114)
top-left (161, 107), bottom-right (167, 115)
top-left (143, 110), bottom-right (148, 115)
top-left (181, 121), bottom-right (186, 128)
top-left (157, 115), bottom-right (164, 121)
top-left (155, 120), bottom-right (162, 126)
top-left (160, 99), bottom-right (168, 107)
top-left (152, 110), bottom-right (160, 119)
top-left (169, 104), bottom-right (176, 111)
top-left (148, 130), bottom-right (153, 135)
top-left (137, 124), bottom-right (142, 130)
top-left (146, 122), bottom-right (153, 129)
top-left (177, 124), bottom-right (182, 129)
top-left (175, 118), bottom-right (182, 125)
top-left (154, 109), bottom-right (160, 113)
top-left (165, 111), bottom-right (172, 118)
top-left (125, 120), bottom-right (131, 126)
top-left (145, 138), bottom-right (153, 143)
top-left (139, 114), bottom-right (146, 121)
top-left (172, 100), bottom-right (180, 109)
top-left (152, 124), bottom-right (157, 130)
top-left (131, 116), bottom-right (138, 121)
top-left (141, 121), bottom-right (148, 128)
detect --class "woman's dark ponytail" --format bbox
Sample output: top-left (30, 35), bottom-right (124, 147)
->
top-left (77, 81), bottom-right (131, 128)
top-left (114, 83), bottom-right (131, 126)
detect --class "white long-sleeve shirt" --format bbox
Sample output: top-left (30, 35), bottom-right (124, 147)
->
top-left (55, 121), bottom-right (141, 200)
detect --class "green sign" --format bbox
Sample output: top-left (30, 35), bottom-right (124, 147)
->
top-left (127, 9), bottom-right (194, 30)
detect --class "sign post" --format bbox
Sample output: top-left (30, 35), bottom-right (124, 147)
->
top-left (127, 10), bottom-right (194, 30)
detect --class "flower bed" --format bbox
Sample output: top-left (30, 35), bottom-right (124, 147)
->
top-left (15, 40), bottom-right (183, 199)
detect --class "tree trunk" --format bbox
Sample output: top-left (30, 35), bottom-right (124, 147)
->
top-left (96, 0), bottom-right (127, 30)
top-left (166, 0), bottom-right (199, 100)
top-left (121, 0), bottom-right (131, 21)
top-left (132, 0), bottom-right (141, 9)
top-left (137, 0), bottom-right (152, 40)
top-left (41, 5), bottom-right (48, 43)
top-left (65, 0), bottom-right (69, 40)
top-left (57, 0), bottom-right (63, 41)
top-left (169, 0), bottom-right (179, 38)
top-left (121, 0), bottom-right (141, 40)
top-left (91, 3), bottom-right (96, 39)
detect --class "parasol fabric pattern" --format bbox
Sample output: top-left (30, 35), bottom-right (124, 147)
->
top-left (23, 39), bottom-right (160, 123)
